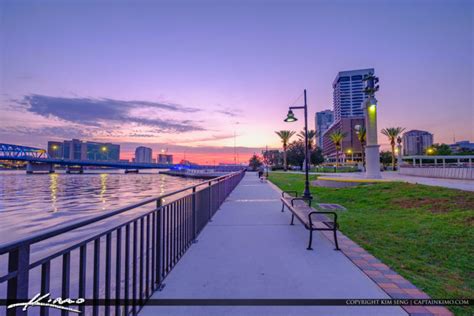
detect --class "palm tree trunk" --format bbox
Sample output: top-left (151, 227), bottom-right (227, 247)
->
top-left (391, 144), bottom-right (396, 170)
top-left (335, 150), bottom-right (339, 170)
top-left (361, 145), bottom-right (366, 171)
top-left (283, 146), bottom-right (287, 171)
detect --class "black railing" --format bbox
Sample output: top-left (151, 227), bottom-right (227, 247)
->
top-left (0, 170), bottom-right (245, 315)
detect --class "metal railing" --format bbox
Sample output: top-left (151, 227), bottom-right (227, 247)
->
top-left (0, 170), bottom-right (245, 315)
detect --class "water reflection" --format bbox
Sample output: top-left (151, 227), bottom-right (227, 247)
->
top-left (0, 170), bottom-right (201, 243)
top-left (100, 173), bottom-right (108, 209)
top-left (49, 173), bottom-right (58, 213)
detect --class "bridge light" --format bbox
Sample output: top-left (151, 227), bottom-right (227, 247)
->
top-left (101, 146), bottom-right (107, 152)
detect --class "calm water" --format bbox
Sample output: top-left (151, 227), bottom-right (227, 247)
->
top-left (0, 170), bottom-right (201, 244)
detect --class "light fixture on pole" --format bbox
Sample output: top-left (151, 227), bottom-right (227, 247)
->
top-left (284, 89), bottom-right (312, 200)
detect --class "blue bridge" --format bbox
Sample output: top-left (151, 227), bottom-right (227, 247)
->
top-left (0, 143), bottom-right (241, 174)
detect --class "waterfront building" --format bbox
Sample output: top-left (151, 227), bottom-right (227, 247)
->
top-left (322, 117), bottom-right (365, 161)
top-left (47, 139), bottom-right (120, 161)
top-left (87, 142), bottom-right (120, 161)
top-left (402, 130), bottom-right (434, 156)
top-left (135, 146), bottom-right (153, 163)
top-left (47, 141), bottom-right (63, 158)
top-left (315, 110), bottom-right (334, 149)
top-left (449, 140), bottom-right (474, 153)
top-left (158, 154), bottom-right (173, 164)
top-left (333, 68), bottom-right (374, 122)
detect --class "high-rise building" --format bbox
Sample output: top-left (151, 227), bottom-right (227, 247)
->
top-left (322, 117), bottom-right (365, 160)
top-left (46, 139), bottom-right (120, 161)
top-left (158, 154), bottom-right (173, 164)
top-left (333, 68), bottom-right (374, 122)
top-left (402, 130), bottom-right (434, 155)
top-left (315, 110), bottom-right (334, 149)
top-left (135, 146), bottom-right (153, 163)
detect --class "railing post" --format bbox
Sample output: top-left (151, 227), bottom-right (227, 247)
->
top-left (192, 187), bottom-right (197, 242)
top-left (7, 245), bottom-right (30, 316)
top-left (156, 198), bottom-right (162, 287)
top-left (208, 182), bottom-right (212, 222)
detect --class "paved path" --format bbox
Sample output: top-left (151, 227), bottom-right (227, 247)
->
top-left (140, 173), bottom-right (406, 316)
top-left (316, 171), bottom-right (474, 192)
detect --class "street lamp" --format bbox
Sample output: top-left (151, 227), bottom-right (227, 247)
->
top-left (346, 149), bottom-right (353, 162)
top-left (101, 146), bottom-right (108, 161)
top-left (284, 89), bottom-right (312, 200)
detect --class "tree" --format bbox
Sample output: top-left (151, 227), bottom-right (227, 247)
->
top-left (355, 126), bottom-right (367, 170)
top-left (428, 143), bottom-right (452, 156)
top-left (248, 154), bottom-right (263, 171)
top-left (297, 130), bottom-right (317, 151)
top-left (381, 127), bottom-right (405, 170)
top-left (311, 147), bottom-right (324, 165)
top-left (286, 140), bottom-right (306, 169)
top-left (329, 130), bottom-right (347, 169)
top-left (380, 151), bottom-right (392, 169)
top-left (275, 130), bottom-right (296, 171)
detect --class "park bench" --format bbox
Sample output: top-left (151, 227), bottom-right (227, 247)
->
top-left (280, 191), bottom-right (340, 251)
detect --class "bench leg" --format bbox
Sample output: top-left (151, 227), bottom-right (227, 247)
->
top-left (290, 214), bottom-right (295, 225)
top-left (307, 229), bottom-right (313, 250)
top-left (333, 228), bottom-right (340, 250)
top-left (281, 202), bottom-right (285, 212)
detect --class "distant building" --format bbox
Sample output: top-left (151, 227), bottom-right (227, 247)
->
top-left (449, 141), bottom-right (474, 153)
top-left (47, 139), bottom-right (120, 161)
top-left (402, 130), bottom-right (434, 156)
top-left (322, 117), bottom-right (365, 160)
top-left (315, 110), bottom-right (334, 149)
top-left (158, 154), bottom-right (173, 164)
top-left (262, 149), bottom-right (283, 167)
top-left (47, 141), bottom-right (63, 158)
top-left (135, 146), bottom-right (153, 163)
top-left (333, 68), bottom-right (374, 123)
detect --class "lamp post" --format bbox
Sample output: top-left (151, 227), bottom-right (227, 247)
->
top-left (284, 89), bottom-right (311, 200)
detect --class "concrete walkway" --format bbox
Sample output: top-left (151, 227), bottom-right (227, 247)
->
top-left (140, 173), bottom-right (406, 316)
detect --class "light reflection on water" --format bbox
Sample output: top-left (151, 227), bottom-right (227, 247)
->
top-left (0, 170), bottom-right (201, 244)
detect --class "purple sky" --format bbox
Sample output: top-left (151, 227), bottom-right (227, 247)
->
top-left (0, 0), bottom-right (472, 163)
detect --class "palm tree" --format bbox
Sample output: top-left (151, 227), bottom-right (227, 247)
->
top-left (329, 130), bottom-right (347, 169)
top-left (355, 126), bottom-right (367, 170)
top-left (275, 130), bottom-right (296, 171)
top-left (297, 130), bottom-right (317, 150)
top-left (381, 127), bottom-right (406, 170)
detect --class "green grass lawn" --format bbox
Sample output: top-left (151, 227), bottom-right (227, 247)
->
top-left (268, 172), bottom-right (474, 316)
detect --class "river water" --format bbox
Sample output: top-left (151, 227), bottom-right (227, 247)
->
top-left (0, 170), bottom-right (201, 244)
top-left (0, 170), bottom-right (205, 313)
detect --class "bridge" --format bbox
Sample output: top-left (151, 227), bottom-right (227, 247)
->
top-left (0, 143), bottom-right (241, 174)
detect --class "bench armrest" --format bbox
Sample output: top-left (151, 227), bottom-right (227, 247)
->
top-left (290, 197), bottom-right (312, 207)
top-left (308, 211), bottom-right (338, 227)
top-left (282, 190), bottom-right (298, 198)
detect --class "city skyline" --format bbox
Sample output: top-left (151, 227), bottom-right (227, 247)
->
top-left (1, 0), bottom-right (472, 164)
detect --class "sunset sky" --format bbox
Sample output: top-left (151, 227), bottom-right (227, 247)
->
top-left (1, 0), bottom-right (472, 164)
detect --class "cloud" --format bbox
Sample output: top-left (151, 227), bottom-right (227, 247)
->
top-left (215, 107), bottom-right (242, 118)
top-left (18, 94), bottom-right (204, 132)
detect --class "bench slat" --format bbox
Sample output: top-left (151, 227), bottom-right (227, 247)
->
top-left (281, 197), bottom-right (335, 229)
